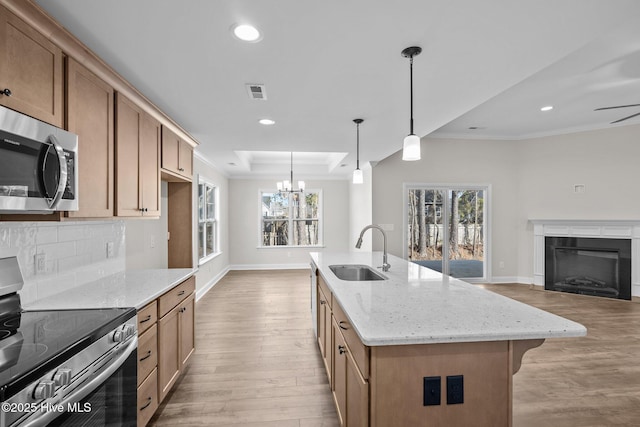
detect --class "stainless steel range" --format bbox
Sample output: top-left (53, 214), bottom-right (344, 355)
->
top-left (0, 256), bottom-right (137, 427)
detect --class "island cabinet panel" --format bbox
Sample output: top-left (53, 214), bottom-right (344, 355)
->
top-left (66, 57), bottom-right (114, 218)
top-left (317, 281), bottom-right (332, 383)
top-left (332, 301), bottom-right (369, 380)
top-left (0, 4), bottom-right (63, 127)
top-left (369, 341), bottom-right (511, 427)
top-left (332, 318), bottom-right (347, 426)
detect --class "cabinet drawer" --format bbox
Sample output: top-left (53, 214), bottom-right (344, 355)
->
top-left (137, 324), bottom-right (157, 386)
top-left (159, 276), bottom-right (195, 318)
top-left (318, 274), bottom-right (332, 309)
top-left (332, 301), bottom-right (369, 379)
top-left (137, 368), bottom-right (158, 427)
top-left (137, 301), bottom-right (157, 335)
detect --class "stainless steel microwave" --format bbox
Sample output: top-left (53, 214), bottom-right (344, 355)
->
top-left (0, 106), bottom-right (78, 213)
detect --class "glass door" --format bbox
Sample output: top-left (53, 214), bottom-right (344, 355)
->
top-left (406, 185), bottom-right (487, 281)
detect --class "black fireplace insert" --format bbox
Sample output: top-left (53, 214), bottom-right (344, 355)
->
top-left (545, 236), bottom-right (631, 300)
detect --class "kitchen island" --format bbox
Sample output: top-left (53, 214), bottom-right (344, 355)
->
top-left (311, 251), bottom-right (586, 427)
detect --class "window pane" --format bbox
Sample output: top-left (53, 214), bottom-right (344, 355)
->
top-left (198, 223), bottom-right (204, 258)
top-left (206, 222), bottom-right (215, 255)
top-left (292, 192), bottom-right (319, 219)
top-left (262, 220), bottom-right (288, 246)
top-left (206, 186), bottom-right (215, 220)
top-left (262, 192), bottom-right (289, 219)
top-left (293, 220), bottom-right (318, 245)
top-left (198, 184), bottom-right (205, 222)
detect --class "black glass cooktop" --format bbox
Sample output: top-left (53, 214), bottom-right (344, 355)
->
top-left (0, 307), bottom-right (135, 399)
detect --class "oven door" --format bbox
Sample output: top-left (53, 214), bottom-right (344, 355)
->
top-left (44, 341), bottom-right (137, 427)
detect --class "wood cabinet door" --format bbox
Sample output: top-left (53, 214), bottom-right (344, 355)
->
top-left (179, 293), bottom-right (195, 367)
top-left (178, 140), bottom-right (193, 178)
top-left (139, 112), bottom-right (161, 216)
top-left (158, 304), bottom-right (180, 403)
top-left (115, 93), bottom-right (142, 216)
top-left (161, 126), bottom-right (180, 174)
top-left (66, 58), bottom-right (114, 218)
top-left (137, 368), bottom-right (158, 427)
top-left (346, 351), bottom-right (368, 427)
top-left (333, 319), bottom-right (347, 426)
top-left (0, 5), bottom-right (63, 126)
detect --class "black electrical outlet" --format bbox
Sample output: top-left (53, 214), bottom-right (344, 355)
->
top-left (447, 375), bottom-right (464, 405)
top-left (423, 376), bottom-right (441, 406)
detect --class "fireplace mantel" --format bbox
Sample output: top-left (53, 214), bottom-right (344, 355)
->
top-left (529, 219), bottom-right (640, 297)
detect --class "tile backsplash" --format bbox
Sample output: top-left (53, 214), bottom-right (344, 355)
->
top-left (0, 221), bottom-right (126, 305)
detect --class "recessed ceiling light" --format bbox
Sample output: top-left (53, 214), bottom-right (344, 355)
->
top-left (259, 119), bottom-right (275, 126)
top-left (540, 105), bottom-right (554, 112)
top-left (231, 24), bottom-right (262, 42)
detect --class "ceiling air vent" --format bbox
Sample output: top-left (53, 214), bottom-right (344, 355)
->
top-left (246, 84), bottom-right (267, 100)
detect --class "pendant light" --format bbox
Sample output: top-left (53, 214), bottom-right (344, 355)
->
top-left (401, 46), bottom-right (422, 161)
top-left (352, 118), bottom-right (364, 184)
top-left (277, 152), bottom-right (305, 194)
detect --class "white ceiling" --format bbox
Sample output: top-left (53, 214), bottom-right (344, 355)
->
top-left (35, 0), bottom-right (640, 179)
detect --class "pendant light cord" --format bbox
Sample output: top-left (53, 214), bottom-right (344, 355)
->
top-left (409, 56), bottom-right (414, 135)
top-left (356, 122), bottom-right (360, 169)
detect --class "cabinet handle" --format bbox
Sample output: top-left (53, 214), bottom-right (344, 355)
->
top-left (178, 167), bottom-right (184, 171)
top-left (140, 315), bottom-right (152, 323)
top-left (180, 307), bottom-right (187, 313)
top-left (1, 88), bottom-right (11, 97)
top-left (177, 290), bottom-right (185, 296)
top-left (320, 300), bottom-right (326, 305)
top-left (338, 345), bottom-right (347, 355)
top-left (338, 321), bottom-right (350, 330)
top-left (139, 350), bottom-right (152, 361)
top-left (140, 397), bottom-right (153, 411)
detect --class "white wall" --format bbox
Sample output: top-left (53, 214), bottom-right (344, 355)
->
top-left (371, 137), bottom-right (520, 281)
top-left (229, 178), bottom-right (350, 268)
top-left (192, 154), bottom-right (230, 297)
top-left (349, 163), bottom-right (373, 251)
top-left (516, 124), bottom-right (640, 281)
top-left (369, 123), bottom-right (640, 284)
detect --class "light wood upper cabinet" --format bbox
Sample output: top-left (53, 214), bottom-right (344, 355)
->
top-left (161, 125), bottom-right (193, 181)
top-left (115, 93), bottom-right (160, 217)
top-left (0, 4), bottom-right (63, 127)
top-left (66, 58), bottom-right (114, 218)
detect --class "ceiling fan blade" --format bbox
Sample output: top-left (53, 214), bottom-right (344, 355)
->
top-left (611, 111), bottom-right (640, 124)
top-left (594, 104), bottom-right (640, 111)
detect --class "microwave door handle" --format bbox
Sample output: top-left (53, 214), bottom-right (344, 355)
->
top-left (44, 135), bottom-right (68, 209)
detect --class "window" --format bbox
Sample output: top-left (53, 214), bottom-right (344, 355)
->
top-left (198, 177), bottom-right (218, 262)
top-left (261, 190), bottom-right (321, 247)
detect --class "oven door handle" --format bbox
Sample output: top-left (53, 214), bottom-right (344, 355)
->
top-left (21, 336), bottom-right (137, 427)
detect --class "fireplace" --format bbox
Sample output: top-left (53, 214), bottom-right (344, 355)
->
top-left (545, 236), bottom-right (631, 300)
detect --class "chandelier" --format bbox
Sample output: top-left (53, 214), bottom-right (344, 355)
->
top-left (277, 152), bottom-right (305, 194)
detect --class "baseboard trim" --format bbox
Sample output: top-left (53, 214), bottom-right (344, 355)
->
top-left (229, 263), bottom-right (310, 271)
top-left (196, 265), bottom-right (230, 301)
top-left (489, 276), bottom-right (535, 285)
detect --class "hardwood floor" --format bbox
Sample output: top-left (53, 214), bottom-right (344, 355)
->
top-left (148, 270), bottom-right (339, 426)
top-left (148, 271), bottom-right (640, 427)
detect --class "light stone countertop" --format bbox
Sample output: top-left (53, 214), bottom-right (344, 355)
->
top-left (23, 268), bottom-right (196, 311)
top-left (311, 251), bottom-right (587, 346)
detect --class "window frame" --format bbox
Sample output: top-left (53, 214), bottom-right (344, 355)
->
top-left (197, 175), bottom-right (220, 264)
top-left (258, 188), bottom-right (324, 248)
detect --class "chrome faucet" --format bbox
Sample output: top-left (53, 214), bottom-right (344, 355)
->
top-left (355, 224), bottom-right (390, 271)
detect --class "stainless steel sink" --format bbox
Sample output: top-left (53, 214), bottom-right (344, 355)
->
top-left (329, 264), bottom-right (387, 281)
